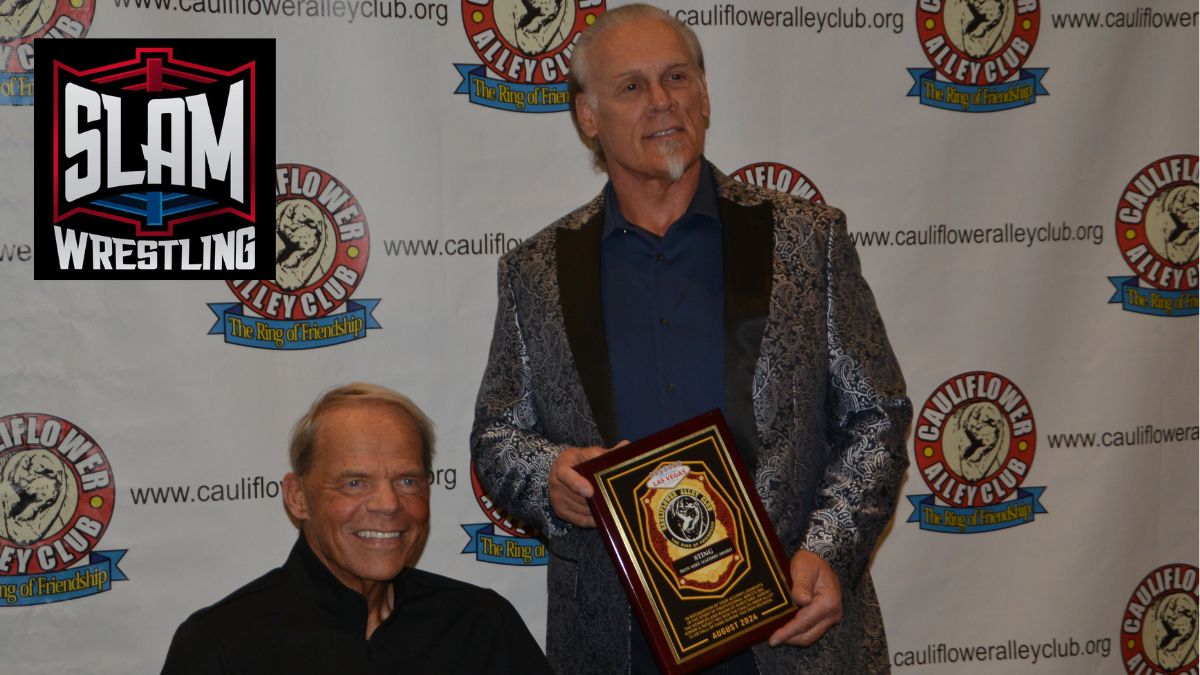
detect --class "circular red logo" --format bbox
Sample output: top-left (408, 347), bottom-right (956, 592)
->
top-left (461, 0), bottom-right (605, 84)
top-left (730, 162), bottom-right (825, 204)
top-left (916, 0), bottom-right (1040, 86)
top-left (0, 414), bottom-right (114, 575)
top-left (1121, 563), bottom-right (1198, 674)
top-left (227, 163), bottom-right (369, 321)
top-left (1, 0), bottom-right (94, 76)
top-left (1115, 155), bottom-right (1199, 292)
top-left (913, 371), bottom-right (1036, 507)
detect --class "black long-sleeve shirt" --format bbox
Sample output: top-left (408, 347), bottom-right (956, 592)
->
top-left (161, 538), bottom-right (552, 674)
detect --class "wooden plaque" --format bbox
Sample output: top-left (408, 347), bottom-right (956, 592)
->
top-left (577, 410), bottom-right (797, 674)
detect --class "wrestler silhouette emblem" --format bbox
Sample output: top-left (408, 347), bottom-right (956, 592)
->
top-left (945, 0), bottom-right (1014, 58)
top-left (1147, 185), bottom-right (1199, 266)
top-left (1142, 592), bottom-right (1199, 671)
top-left (496, 0), bottom-right (573, 56)
top-left (663, 492), bottom-right (713, 547)
top-left (0, 449), bottom-right (78, 546)
top-left (275, 199), bottom-right (336, 291)
top-left (0, 0), bottom-right (53, 40)
top-left (945, 402), bottom-right (1009, 482)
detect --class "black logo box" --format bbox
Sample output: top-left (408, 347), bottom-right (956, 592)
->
top-left (34, 39), bottom-right (275, 280)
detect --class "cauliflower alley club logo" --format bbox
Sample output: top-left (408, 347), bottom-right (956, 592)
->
top-left (461, 462), bottom-right (547, 566)
top-left (1120, 563), bottom-right (1198, 674)
top-left (33, 39), bottom-right (276, 279)
top-left (453, 0), bottom-right (604, 113)
top-left (1108, 154), bottom-right (1198, 317)
top-left (208, 163), bottom-right (380, 350)
top-left (907, 371), bottom-right (1047, 533)
top-left (729, 161), bottom-right (825, 204)
top-left (908, 0), bottom-right (1047, 112)
top-left (0, 413), bottom-right (127, 607)
top-left (1, 0), bottom-right (93, 106)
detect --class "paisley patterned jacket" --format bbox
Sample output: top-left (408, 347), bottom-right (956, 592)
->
top-left (471, 165), bottom-right (912, 674)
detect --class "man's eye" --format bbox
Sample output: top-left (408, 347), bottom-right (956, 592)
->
top-left (345, 479), bottom-right (363, 489)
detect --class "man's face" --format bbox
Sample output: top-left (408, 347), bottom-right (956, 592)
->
top-left (576, 19), bottom-right (709, 184)
top-left (283, 403), bottom-right (429, 596)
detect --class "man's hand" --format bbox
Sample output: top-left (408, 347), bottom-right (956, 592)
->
top-left (768, 550), bottom-right (843, 648)
top-left (548, 443), bottom-right (626, 527)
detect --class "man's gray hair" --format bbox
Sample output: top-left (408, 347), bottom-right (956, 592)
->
top-left (288, 382), bottom-right (436, 476)
top-left (568, 3), bottom-right (705, 172)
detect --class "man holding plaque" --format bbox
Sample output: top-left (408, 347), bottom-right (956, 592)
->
top-left (471, 4), bottom-right (911, 673)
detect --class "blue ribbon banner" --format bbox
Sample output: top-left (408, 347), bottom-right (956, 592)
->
top-left (1108, 276), bottom-right (1198, 317)
top-left (0, 73), bottom-right (35, 106)
top-left (907, 68), bottom-right (1048, 112)
top-left (207, 300), bottom-right (381, 349)
top-left (907, 488), bottom-right (1047, 533)
top-left (460, 524), bottom-right (548, 566)
top-left (0, 550), bottom-right (129, 607)
top-left (453, 64), bottom-right (570, 113)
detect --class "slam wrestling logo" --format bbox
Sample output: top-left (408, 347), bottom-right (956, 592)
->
top-left (460, 462), bottom-right (547, 566)
top-left (453, 0), bottom-right (604, 113)
top-left (1107, 154), bottom-right (1198, 317)
top-left (906, 371), bottom-right (1047, 533)
top-left (33, 40), bottom-right (275, 279)
top-left (0, 0), bottom-right (93, 105)
top-left (208, 163), bottom-right (380, 350)
top-left (908, 0), bottom-right (1047, 112)
top-left (729, 161), bottom-right (825, 204)
top-left (1120, 563), bottom-right (1198, 674)
top-left (0, 413), bottom-right (127, 606)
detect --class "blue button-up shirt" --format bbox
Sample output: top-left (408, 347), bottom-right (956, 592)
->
top-left (601, 164), bottom-right (725, 445)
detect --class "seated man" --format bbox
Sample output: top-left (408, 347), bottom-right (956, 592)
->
top-left (162, 383), bottom-right (551, 674)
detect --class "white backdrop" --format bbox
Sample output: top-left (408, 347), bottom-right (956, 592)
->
top-left (1, 1), bottom-right (1197, 673)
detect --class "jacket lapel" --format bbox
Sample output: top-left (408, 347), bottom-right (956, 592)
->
top-left (555, 210), bottom-right (620, 447)
top-left (719, 196), bottom-right (774, 471)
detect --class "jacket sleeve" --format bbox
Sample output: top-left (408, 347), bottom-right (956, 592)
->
top-left (470, 254), bottom-right (571, 537)
top-left (801, 208), bottom-right (912, 585)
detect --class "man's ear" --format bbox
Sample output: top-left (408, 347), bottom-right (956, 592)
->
top-left (283, 472), bottom-right (308, 522)
top-left (576, 93), bottom-right (599, 139)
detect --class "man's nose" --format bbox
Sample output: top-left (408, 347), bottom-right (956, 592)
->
top-left (646, 82), bottom-right (675, 113)
top-left (367, 484), bottom-right (403, 513)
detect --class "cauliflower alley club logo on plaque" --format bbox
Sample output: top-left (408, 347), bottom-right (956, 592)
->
top-left (1, 0), bottom-right (93, 106)
top-left (908, 0), bottom-right (1047, 112)
top-left (642, 462), bottom-right (743, 591)
top-left (1108, 154), bottom-right (1198, 317)
top-left (207, 163), bottom-right (381, 350)
top-left (33, 39), bottom-right (276, 279)
top-left (730, 161), bottom-right (825, 204)
top-left (907, 371), bottom-right (1047, 533)
top-left (1120, 563), bottom-right (1198, 674)
top-left (460, 462), bottom-right (547, 566)
top-left (453, 0), bottom-right (604, 113)
top-left (0, 413), bottom-right (127, 606)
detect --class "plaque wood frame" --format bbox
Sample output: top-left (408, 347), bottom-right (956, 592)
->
top-left (577, 410), bottom-right (796, 675)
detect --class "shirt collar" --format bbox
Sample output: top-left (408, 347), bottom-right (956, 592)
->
top-left (285, 535), bottom-right (405, 636)
top-left (602, 159), bottom-right (721, 240)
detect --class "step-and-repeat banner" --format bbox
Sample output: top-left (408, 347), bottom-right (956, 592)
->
top-left (1, 1), bottom-right (1197, 673)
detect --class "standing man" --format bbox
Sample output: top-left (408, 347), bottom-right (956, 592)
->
top-left (163, 383), bottom-right (551, 674)
top-left (471, 4), bottom-right (911, 673)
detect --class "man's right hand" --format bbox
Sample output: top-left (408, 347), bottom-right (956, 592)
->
top-left (548, 443), bottom-right (625, 527)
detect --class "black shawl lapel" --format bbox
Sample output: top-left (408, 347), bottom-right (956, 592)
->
top-left (719, 196), bottom-right (774, 471)
top-left (555, 211), bottom-right (620, 447)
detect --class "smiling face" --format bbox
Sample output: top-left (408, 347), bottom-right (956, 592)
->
top-left (283, 402), bottom-right (430, 596)
top-left (575, 18), bottom-right (709, 185)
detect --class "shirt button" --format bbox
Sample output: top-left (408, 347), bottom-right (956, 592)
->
top-left (659, 316), bottom-right (670, 327)
top-left (656, 254), bottom-right (666, 264)
top-left (666, 383), bottom-right (677, 393)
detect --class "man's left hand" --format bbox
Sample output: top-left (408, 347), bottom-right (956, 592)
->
top-left (767, 550), bottom-right (842, 648)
